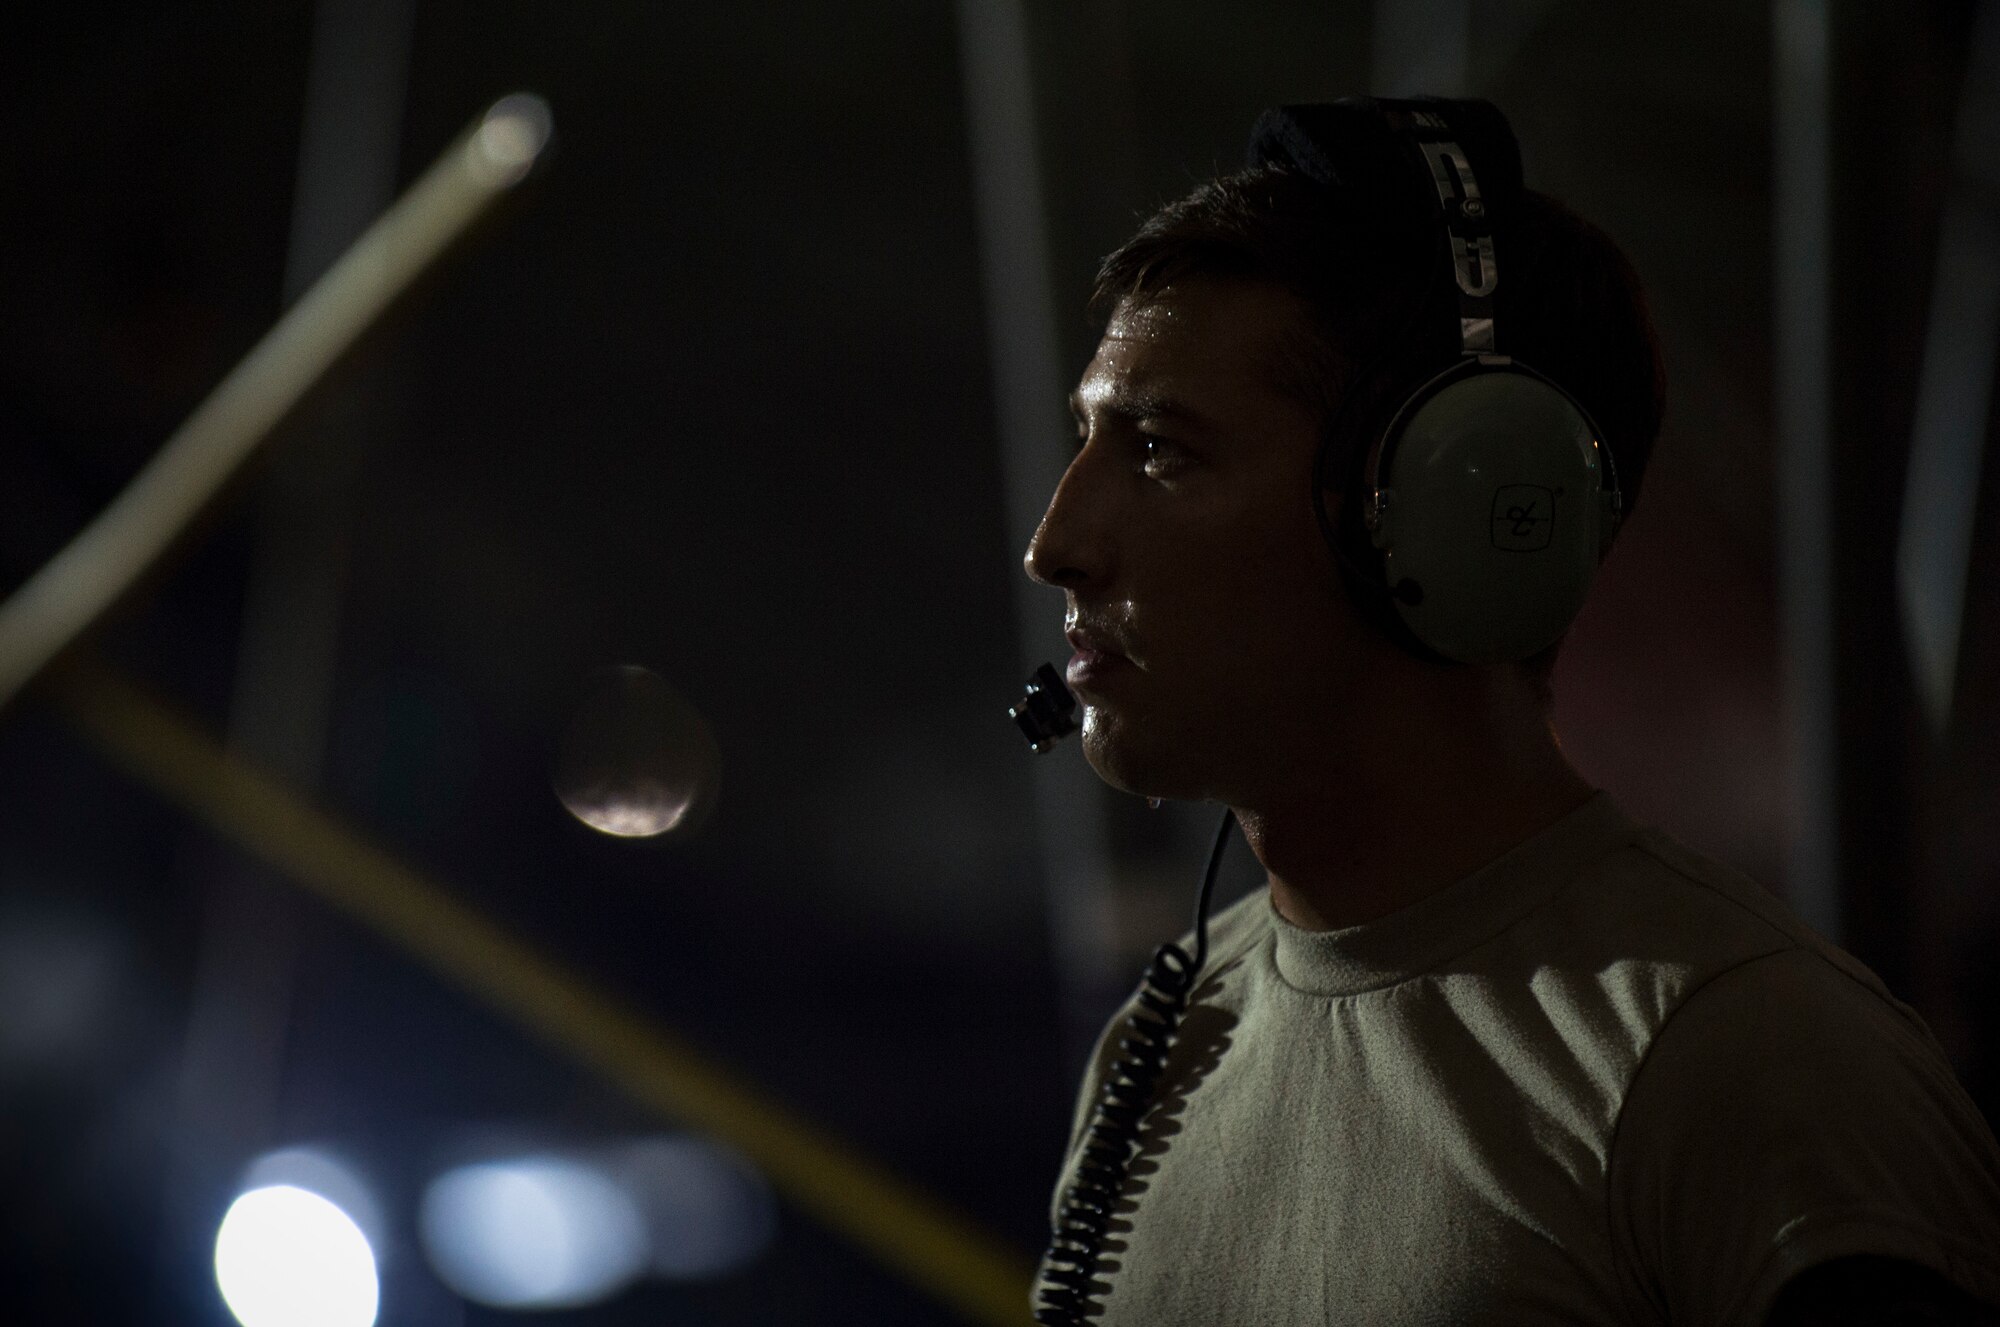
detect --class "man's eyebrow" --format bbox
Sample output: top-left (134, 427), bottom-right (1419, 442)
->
top-left (1067, 384), bottom-right (1215, 430)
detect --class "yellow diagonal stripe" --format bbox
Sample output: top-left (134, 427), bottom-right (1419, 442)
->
top-left (44, 655), bottom-right (1037, 1326)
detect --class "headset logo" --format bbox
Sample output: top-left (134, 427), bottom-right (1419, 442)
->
top-left (1491, 485), bottom-right (1555, 551)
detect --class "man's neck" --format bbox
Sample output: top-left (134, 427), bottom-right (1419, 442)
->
top-left (1235, 701), bottom-right (1598, 933)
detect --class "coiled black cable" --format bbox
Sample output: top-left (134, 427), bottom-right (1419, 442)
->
top-left (1034, 806), bottom-right (1238, 1325)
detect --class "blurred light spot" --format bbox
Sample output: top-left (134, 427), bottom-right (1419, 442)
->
top-left (0, 908), bottom-right (122, 1070)
top-left (619, 1135), bottom-right (777, 1280)
top-left (239, 1148), bottom-right (385, 1258)
top-left (470, 93), bottom-right (551, 185)
top-left (214, 1186), bottom-right (379, 1327)
top-left (554, 665), bottom-right (720, 838)
top-left (419, 1156), bottom-right (647, 1308)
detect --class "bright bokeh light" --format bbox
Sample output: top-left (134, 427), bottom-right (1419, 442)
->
top-left (620, 1135), bottom-right (776, 1279)
top-left (214, 1185), bottom-right (379, 1327)
top-left (470, 93), bottom-right (552, 185)
top-left (238, 1148), bottom-right (384, 1256)
top-left (553, 665), bottom-right (721, 838)
top-left (419, 1156), bottom-right (648, 1308)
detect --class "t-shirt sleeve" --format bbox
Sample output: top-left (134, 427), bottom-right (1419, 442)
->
top-left (1606, 946), bottom-right (2000, 1326)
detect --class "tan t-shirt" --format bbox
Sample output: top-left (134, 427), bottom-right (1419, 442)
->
top-left (1042, 792), bottom-right (2000, 1324)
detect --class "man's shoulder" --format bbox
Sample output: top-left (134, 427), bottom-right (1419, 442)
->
top-left (1528, 814), bottom-right (1901, 1023)
top-left (1613, 823), bottom-right (1841, 959)
top-left (1602, 898), bottom-right (2000, 1324)
top-left (1446, 809), bottom-right (1941, 1105)
top-left (1624, 826), bottom-right (1933, 1031)
top-left (1534, 815), bottom-right (1973, 1147)
top-left (1575, 818), bottom-right (1818, 960)
top-left (1578, 823), bottom-right (2000, 1324)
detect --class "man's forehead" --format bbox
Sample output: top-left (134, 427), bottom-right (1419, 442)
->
top-left (1076, 280), bottom-right (1308, 413)
top-left (1099, 279), bottom-right (1296, 349)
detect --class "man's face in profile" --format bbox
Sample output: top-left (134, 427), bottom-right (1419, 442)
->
top-left (1025, 276), bottom-right (1379, 803)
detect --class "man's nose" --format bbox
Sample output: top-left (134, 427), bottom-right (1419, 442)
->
top-left (1023, 453), bottom-right (1109, 589)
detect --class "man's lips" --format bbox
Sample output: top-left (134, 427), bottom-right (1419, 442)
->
top-left (1064, 628), bottom-right (1131, 690)
top-left (1066, 648), bottom-right (1128, 690)
top-left (1064, 627), bottom-right (1128, 661)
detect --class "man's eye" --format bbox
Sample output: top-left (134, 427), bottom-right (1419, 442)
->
top-left (1140, 436), bottom-right (1188, 476)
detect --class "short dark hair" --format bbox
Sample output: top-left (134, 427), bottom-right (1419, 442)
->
top-left (1090, 163), bottom-right (1665, 700)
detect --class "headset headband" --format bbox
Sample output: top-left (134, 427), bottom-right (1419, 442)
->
top-left (1245, 96), bottom-right (1521, 354)
top-left (1378, 103), bottom-right (1498, 355)
top-left (1248, 96), bottom-right (1625, 665)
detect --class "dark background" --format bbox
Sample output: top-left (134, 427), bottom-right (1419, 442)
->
top-left (2, 2), bottom-right (1995, 1323)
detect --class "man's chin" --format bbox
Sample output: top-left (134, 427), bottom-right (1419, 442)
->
top-left (1080, 706), bottom-right (1195, 800)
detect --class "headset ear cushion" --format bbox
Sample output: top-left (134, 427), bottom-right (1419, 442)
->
top-left (1324, 466), bottom-right (1458, 666)
top-left (1374, 365), bottom-right (1611, 664)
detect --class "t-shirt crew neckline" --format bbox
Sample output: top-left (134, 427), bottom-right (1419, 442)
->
top-left (1266, 790), bottom-right (1638, 998)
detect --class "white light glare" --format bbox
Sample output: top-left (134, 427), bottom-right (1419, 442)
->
top-left (214, 1185), bottom-right (379, 1327)
top-left (419, 1156), bottom-right (648, 1309)
top-left (239, 1147), bottom-right (385, 1255)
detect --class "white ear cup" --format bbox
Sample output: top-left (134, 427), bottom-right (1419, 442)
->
top-left (1362, 360), bottom-right (1617, 664)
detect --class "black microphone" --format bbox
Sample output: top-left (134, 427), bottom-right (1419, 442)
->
top-left (1009, 662), bottom-right (1078, 753)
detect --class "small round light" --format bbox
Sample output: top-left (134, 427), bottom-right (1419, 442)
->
top-left (553, 665), bottom-right (720, 838)
top-left (213, 1185), bottom-right (379, 1327)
